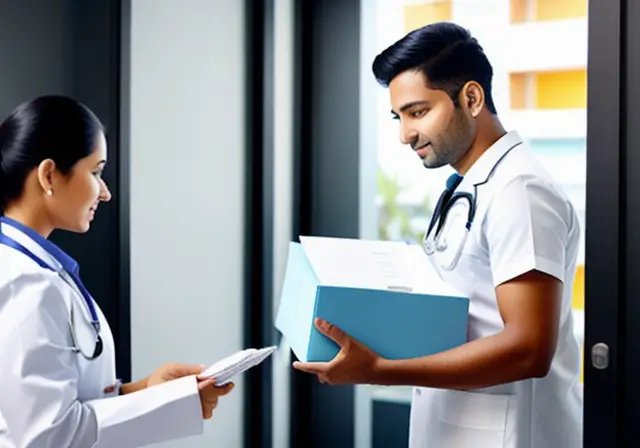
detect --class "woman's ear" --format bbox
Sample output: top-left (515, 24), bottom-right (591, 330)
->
top-left (462, 81), bottom-right (485, 118)
top-left (36, 159), bottom-right (57, 195)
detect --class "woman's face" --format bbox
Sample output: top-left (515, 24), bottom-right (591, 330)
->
top-left (46, 132), bottom-right (112, 233)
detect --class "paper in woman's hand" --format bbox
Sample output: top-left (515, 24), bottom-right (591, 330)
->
top-left (201, 346), bottom-right (277, 386)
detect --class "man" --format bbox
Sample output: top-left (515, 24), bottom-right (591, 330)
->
top-left (293, 22), bottom-right (583, 448)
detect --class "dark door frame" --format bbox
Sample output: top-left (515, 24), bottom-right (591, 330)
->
top-left (584, 0), bottom-right (626, 446)
top-left (289, 0), bottom-right (362, 447)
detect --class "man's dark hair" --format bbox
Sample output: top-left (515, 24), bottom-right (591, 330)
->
top-left (372, 22), bottom-right (497, 115)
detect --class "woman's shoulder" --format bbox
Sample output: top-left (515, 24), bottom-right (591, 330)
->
top-left (0, 246), bottom-right (72, 320)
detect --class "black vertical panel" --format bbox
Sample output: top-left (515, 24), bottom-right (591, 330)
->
top-left (0, 0), bottom-right (74, 112)
top-left (584, 0), bottom-right (624, 446)
top-left (623, 0), bottom-right (640, 446)
top-left (117, 0), bottom-right (132, 385)
top-left (244, 0), bottom-right (275, 447)
top-left (47, 0), bottom-right (130, 382)
top-left (291, 0), bottom-right (361, 446)
top-left (291, 0), bottom-right (313, 242)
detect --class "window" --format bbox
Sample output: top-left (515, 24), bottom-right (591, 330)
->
top-left (510, 69), bottom-right (587, 110)
top-left (511, 0), bottom-right (588, 24)
top-left (404, 0), bottom-right (452, 32)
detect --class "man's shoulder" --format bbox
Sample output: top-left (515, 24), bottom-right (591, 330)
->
top-left (480, 155), bottom-right (579, 234)
top-left (488, 147), bottom-right (573, 207)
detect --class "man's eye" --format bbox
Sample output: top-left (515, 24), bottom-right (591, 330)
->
top-left (411, 109), bottom-right (427, 118)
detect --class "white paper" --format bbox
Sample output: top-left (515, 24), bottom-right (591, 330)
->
top-left (201, 346), bottom-right (277, 385)
top-left (298, 236), bottom-right (464, 297)
top-left (299, 236), bottom-right (415, 291)
top-left (403, 244), bottom-right (465, 297)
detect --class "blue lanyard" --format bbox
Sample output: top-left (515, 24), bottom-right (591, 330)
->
top-left (0, 228), bottom-right (101, 333)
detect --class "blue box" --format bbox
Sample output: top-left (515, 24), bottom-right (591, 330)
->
top-left (275, 237), bottom-right (470, 363)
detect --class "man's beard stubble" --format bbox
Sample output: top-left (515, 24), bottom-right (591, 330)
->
top-left (422, 108), bottom-right (475, 169)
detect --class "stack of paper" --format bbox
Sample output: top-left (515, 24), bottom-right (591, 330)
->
top-left (200, 346), bottom-right (277, 385)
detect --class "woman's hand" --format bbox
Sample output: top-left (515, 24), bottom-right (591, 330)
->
top-left (117, 362), bottom-right (206, 395)
top-left (147, 363), bottom-right (235, 419)
top-left (146, 362), bottom-right (207, 388)
top-left (122, 362), bottom-right (234, 419)
top-left (196, 378), bottom-right (235, 419)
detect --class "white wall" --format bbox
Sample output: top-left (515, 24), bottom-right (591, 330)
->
top-left (128, 1), bottom-right (245, 446)
top-left (272, 0), bottom-right (294, 446)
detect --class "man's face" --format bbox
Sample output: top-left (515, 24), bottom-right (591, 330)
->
top-left (389, 70), bottom-right (476, 169)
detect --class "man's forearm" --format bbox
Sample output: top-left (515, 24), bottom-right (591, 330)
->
top-left (119, 377), bottom-right (148, 395)
top-left (372, 330), bottom-right (550, 390)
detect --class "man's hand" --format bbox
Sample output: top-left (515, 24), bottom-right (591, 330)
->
top-left (292, 318), bottom-right (383, 385)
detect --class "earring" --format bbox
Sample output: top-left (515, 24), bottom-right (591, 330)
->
top-left (46, 189), bottom-right (53, 196)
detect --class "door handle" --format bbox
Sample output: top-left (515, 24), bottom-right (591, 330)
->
top-left (591, 342), bottom-right (609, 370)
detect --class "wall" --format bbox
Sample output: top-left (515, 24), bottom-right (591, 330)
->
top-left (272, 0), bottom-right (294, 446)
top-left (128, 0), bottom-right (246, 446)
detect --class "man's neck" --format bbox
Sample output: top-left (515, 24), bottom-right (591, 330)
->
top-left (453, 114), bottom-right (506, 176)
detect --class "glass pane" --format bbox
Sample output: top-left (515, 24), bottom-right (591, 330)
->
top-left (357, 0), bottom-right (587, 444)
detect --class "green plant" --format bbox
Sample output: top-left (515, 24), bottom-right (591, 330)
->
top-left (376, 167), bottom-right (434, 242)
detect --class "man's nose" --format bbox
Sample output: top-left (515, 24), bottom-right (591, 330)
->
top-left (399, 122), bottom-right (418, 146)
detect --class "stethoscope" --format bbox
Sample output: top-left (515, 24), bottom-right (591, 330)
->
top-left (0, 219), bottom-right (103, 360)
top-left (422, 141), bottom-right (522, 271)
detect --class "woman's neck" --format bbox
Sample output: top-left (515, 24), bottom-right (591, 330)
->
top-left (3, 203), bottom-right (54, 238)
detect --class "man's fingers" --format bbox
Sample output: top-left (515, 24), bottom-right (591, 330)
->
top-left (292, 361), bottom-right (328, 375)
top-left (315, 318), bottom-right (349, 346)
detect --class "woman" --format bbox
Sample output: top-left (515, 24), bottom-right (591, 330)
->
top-left (0, 95), bottom-right (233, 447)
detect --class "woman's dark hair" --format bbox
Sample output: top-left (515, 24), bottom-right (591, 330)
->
top-left (372, 22), bottom-right (497, 115)
top-left (0, 95), bottom-right (104, 213)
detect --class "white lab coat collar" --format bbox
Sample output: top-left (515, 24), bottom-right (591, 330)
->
top-left (459, 130), bottom-right (524, 189)
top-left (0, 222), bottom-right (63, 272)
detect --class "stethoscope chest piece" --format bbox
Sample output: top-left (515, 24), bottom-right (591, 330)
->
top-left (92, 334), bottom-right (104, 358)
top-left (423, 201), bottom-right (470, 271)
top-left (61, 271), bottom-right (103, 361)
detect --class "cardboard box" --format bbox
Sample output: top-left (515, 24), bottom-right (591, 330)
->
top-left (275, 236), bottom-right (469, 363)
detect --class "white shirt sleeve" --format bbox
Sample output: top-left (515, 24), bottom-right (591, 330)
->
top-left (482, 176), bottom-right (571, 287)
top-left (0, 271), bottom-right (203, 448)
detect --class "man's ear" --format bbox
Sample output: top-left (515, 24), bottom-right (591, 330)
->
top-left (461, 81), bottom-right (485, 118)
